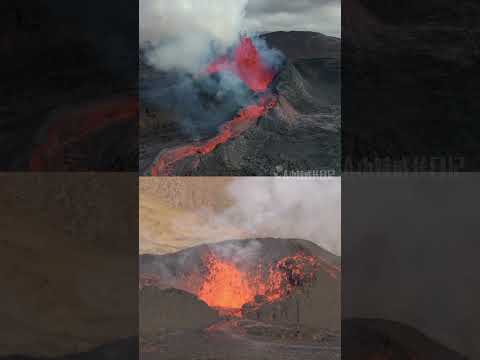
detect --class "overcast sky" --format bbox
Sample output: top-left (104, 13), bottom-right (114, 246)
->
top-left (139, 0), bottom-right (341, 72)
top-left (244, 0), bottom-right (340, 37)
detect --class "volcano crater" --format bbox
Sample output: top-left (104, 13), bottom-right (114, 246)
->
top-left (140, 238), bottom-right (341, 360)
top-left (140, 32), bottom-right (340, 175)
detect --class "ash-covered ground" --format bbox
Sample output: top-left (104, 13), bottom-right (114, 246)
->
top-left (140, 31), bottom-right (340, 176)
top-left (140, 238), bottom-right (341, 360)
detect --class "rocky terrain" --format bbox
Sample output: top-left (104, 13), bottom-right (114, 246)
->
top-left (140, 287), bottom-right (219, 335)
top-left (140, 31), bottom-right (340, 175)
top-left (141, 321), bottom-right (340, 360)
top-left (140, 238), bottom-right (341, 290)
top-left (140, 238), bottom-right (341, 360)
top-left (242, 272), bottom-right (340, 332)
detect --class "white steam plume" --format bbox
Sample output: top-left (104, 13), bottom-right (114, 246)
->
top-left (140, 0), bottom-right (249, 73)
top-left (159, 177), bottom-right (341, 256)
top-left (201, 177), bottom-right (341, 255)
top-left (222, 177), bottom-right (341, 255)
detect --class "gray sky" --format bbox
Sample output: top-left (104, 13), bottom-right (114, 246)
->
top-left (244, 0), bottom-right (340, 37)
top-left (139, 0), bottom-right (341, 72)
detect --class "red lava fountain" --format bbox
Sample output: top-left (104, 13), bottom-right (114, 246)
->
top-left (148, 37), bottom-right (280, 176)
top-left (207, 37), bottom-right (275, 93)
top-left (197, 253), bottom-right (256, 309)
top-left (189, 252), bottom-right (335, 314)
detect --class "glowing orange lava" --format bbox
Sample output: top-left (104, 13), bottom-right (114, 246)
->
top-left (149, 95), bottom-right (277, 176)
top-left (207, 37), bottom-right (275, 93)
top-left (148, 37), bottom-right (280, 175)
top-left (192, 251), bottom-right (331, 312)
top-left (197, 253), bottom-right (256, 309)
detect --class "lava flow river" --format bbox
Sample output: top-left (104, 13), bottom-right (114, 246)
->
top-left (148, 37), bottom-right (280, 176)
top-left (149, 95), bottom-right (277, 176)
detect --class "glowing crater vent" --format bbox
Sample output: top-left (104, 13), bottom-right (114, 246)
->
top-left (192, 252), bottom-right (332, 311)
top-left (207, 37), bottom-right (276, 93)
top-left (147, 37), bottom-right (280, 175)
top-left (197, 253), bottom-right (256, 309)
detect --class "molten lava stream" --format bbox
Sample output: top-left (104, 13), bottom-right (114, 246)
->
top-left (149, 36), bottom-right (280, 176)
top-left (149, 95), bottom-right (277, 176)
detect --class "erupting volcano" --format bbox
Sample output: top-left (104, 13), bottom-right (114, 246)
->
top-left (141, 238), bottom-right (340, 319)
top-left (207, 37), bottom-right (276, 93)
top-left (147, 37), bottom-right (281, 176)
top-left (140, 31), bottom-right (340, 176)
top-left (149, 96), bottom-right (277, 176)
top-left (196, 253), bottom-right (254, 310)
top-left (140, 238), bottom-right (341, 359)
top-left (191, 251), bottom-right (325, 312)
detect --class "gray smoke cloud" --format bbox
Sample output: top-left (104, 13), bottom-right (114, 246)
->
top-left (140, 0), bottom-right (286, 139)
top-left (139, 0), bottom-right (287, 74)
top-left (142, 70), bottom-right (254, 140)
top-left (140, 0), bottom-right (249, 73)
top-left (210, 177), bottom-right (341, 255)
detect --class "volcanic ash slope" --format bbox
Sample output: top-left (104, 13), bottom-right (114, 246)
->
top-left (140, 238), bottom-right (341, 332)
top-left (140, 287), bottom-right (219, 335)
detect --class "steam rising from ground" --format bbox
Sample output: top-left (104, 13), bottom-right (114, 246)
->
top-left (138, 0), bottom-right (339, 254)
top-left (140, 0), bottom-right (286, 139)
top-left (140, 0), bottom-right (249, 73)
top-left (220, 177), bottom-right (341, 255)
top-left (166, 177), bottom-right (341, 256)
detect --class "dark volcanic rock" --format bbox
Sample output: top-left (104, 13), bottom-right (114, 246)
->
top-left (140, 238), bottom-right (341, 332)
top-left (140, 238), bottom-right (340, 281)
top-left (242, 265), bottom-right (340, 331)
top-left (140, 31), bottom-right (340, 175)
top-left (140, 241), bottom-right (340, 360)
top-left (177, 59), bottom-right (340, 176)
top-left (261, 31), bottom-right (340, 62)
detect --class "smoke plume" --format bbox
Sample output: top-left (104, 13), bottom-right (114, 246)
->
top-left (140, 0), bottom-right (287, 141)
top-left (140, 0), bottom-right (249, 73)
top-left (167, 177), bottom-right (341, 256)
top-left (219, 177), bottom-right (341, 255)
